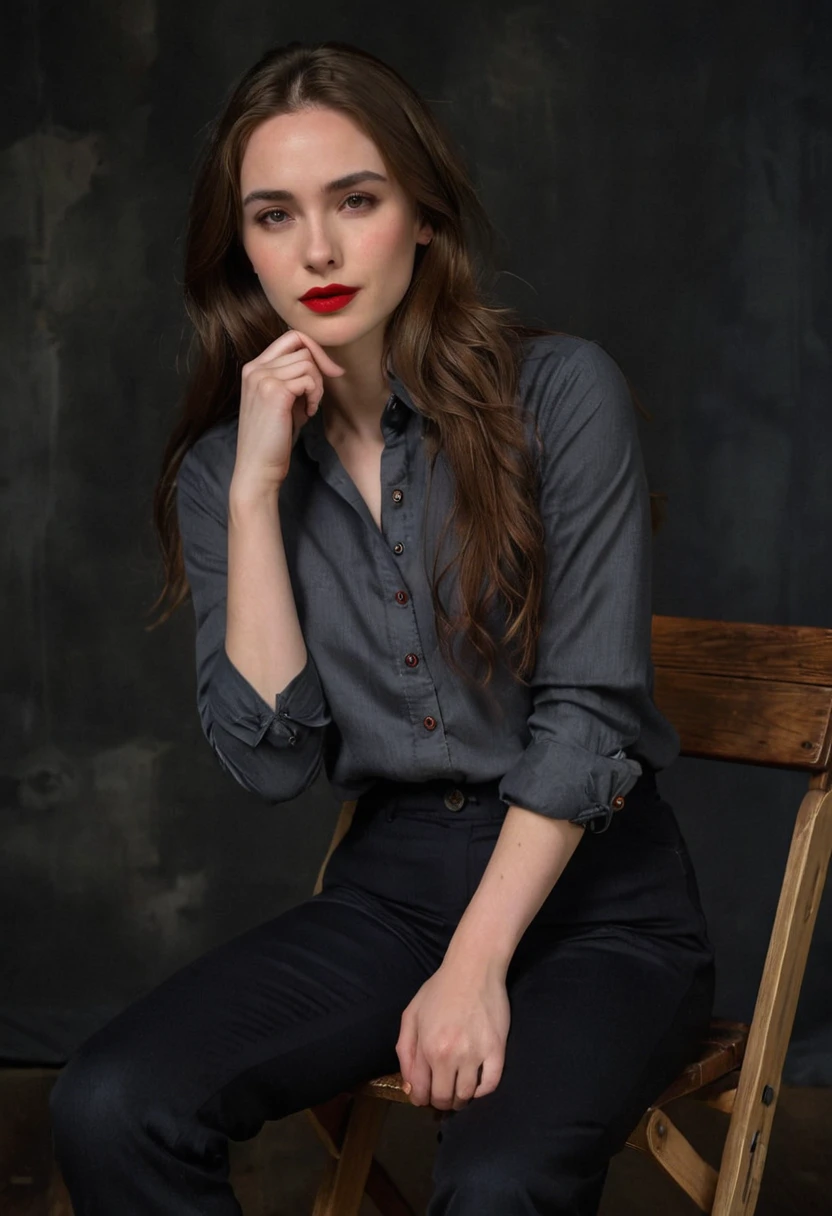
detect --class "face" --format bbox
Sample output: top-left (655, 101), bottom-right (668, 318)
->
top-left (239, 106), bottom-right (433, 355)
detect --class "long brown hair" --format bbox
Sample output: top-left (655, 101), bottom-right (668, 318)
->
top-left (149, 39), bottom-right (663, 692)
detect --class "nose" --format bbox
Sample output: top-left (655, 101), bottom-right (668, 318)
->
top-left (301, 215), bottom-right (339, 269)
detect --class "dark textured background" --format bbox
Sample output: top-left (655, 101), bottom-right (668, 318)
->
top-left (2, 0), bottom-right (830, 1084)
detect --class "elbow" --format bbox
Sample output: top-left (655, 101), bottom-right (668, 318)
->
top-left (204, 718), bottom-right (325, 804)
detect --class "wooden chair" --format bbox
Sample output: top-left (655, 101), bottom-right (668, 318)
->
top-left (302, 614), bottom-right (832, 1215)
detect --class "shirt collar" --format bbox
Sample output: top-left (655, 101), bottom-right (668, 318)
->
top-left (385, 367), bottom-right (420, 416)
top-left (298, 365), bottom-right (421, 464)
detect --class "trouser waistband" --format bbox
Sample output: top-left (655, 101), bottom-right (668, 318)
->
top-left (356, 775), bottom-right (505, 816)
top-left (356, 767), bottom-right (657, 821)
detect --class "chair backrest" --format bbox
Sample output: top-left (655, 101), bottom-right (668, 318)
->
top-left (651, 614), bottom-right (832, 773)
top-left (651, 615), bottom-right (832, 1212)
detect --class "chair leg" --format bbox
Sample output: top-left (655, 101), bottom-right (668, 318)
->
top-left (307, 1094), bottom-right (354, 1157)
top-left (711, 783), bottom-right (832, 1216)
top-left (627, 1106), bottom-right (718, 1213)
top-left (307, 1095), bottom-right (417, 1216)
top-left (310, 1094), bottom-right (390, 1216)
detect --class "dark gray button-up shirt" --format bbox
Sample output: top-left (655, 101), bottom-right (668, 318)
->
top-left (175, 333), bottom-right (680, 829)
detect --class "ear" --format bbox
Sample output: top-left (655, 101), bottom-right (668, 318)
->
top-left (414, 206), bottom-right (434, 246)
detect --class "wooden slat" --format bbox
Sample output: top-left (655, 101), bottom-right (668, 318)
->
top-left (653, 668), bottom-right (832, 770)
top-left (654, 1020), bottom-right (748, 1104)
top-left (311, 1095), bottom-right (389, 1216)
top-left (627, 1108), bottom-right (719, 1212)
top-left (313, 800), bottom-right (358, 895)
top-left (652, 616), bottom-right (832, 686)
top-left (691, 1074), bottom-right (739, 1115)
top-left (305, 1098), bottom-right (416, 1216)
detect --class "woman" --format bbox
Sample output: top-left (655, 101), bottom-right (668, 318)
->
top-left (49, 39), bottom-right (715, 1215)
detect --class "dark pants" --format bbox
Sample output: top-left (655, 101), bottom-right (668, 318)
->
top-left (49, 769), bottom-right (715, 1215)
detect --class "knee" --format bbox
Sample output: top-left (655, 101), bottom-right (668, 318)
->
top-left (49, 1040), bottom-right (150, 1162)
top-left (429, 1117), bottom-right (609, 1215)
top-left (430, 1161), bottom-right (531, 1214)
top-left (430, 1156), bottom-right (606, 1216)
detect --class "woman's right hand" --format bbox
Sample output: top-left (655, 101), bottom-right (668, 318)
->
top-left (232, 329), bottom-right (346, 496)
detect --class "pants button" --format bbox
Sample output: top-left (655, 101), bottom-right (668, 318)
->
top-left (444, 788), bottom-right (467, 811)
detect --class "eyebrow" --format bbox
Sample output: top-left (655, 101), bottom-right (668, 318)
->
top-left (242, 170), bottom-right (388, 209)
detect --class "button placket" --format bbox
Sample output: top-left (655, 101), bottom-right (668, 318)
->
top-left (382, 406), bottom-right (407, 558)
top-left (380, 406), bottom-right (443, 748)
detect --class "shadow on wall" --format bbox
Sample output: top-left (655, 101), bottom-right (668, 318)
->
top-left (1, 739), bottom-right (209, 1060)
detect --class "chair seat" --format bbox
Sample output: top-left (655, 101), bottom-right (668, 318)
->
top-left (352, 1017), bottom-right (749, 1107)
top-left (654, 1018), bottom-right (748, 1103)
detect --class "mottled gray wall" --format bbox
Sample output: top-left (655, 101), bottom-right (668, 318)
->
top-left (2, 0), bottom-right (830, 1082)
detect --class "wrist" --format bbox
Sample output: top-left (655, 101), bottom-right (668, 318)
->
top-left (442, 916), bottom-right (515, 982)
top-left (228, 476), bottom-right (281, 519)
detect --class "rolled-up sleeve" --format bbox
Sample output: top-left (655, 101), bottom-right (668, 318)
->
top-left (176, 441), bottom-right (331, 802)
top-left (497, 341), bottom-right (653, 831)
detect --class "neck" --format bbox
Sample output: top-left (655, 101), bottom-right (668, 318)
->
top-left (319, 338), bottom-right (392, 444)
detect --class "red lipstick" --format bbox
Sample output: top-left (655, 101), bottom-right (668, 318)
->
top-left (299, 284), bottom-right (360, 313)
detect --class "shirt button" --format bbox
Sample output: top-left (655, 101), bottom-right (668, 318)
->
top-left (287, 733), bottom-right (298, 747)
top-left (404, 653), bottom-right (419, 667)
top-left (393, 542), bottom-right (404, 555)
top-left (423, 715), bottom-right (436, 730)
top-left (395, 590), bottom-right (408, 604)
top-left (392, 488), bottom-right (403, 504)
top-left (611, 794), bottom-right (626, 810)
top-left (444, 788), bottom-right (466, 811)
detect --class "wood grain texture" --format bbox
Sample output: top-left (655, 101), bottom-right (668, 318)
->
top-left (652, 617), bottom-right (832, 685)
top-left (653, 668), bottom-right (832, 769)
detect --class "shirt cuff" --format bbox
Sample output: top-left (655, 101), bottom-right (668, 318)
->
top-left (208, 645), bottom-right (331, 748)
top-left (498, 739), bottom-right (643, 832)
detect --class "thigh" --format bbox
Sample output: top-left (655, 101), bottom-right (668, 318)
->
top-left (54, 888), bottom-right (441, 1141)
top-left (429, 924), bottom-right (715, 1214)
top-left (467, 776), bottom-right (713, 947)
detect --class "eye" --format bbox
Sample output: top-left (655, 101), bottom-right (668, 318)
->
top-left (343, 192), bottom-right (374, 210)
top-left (256, 208), bottom-right (288, 227)
top-left (254, 193), bottom-right (377, 228)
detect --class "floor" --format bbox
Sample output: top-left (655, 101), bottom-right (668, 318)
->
top-left (1, 1068), bottom-right (828, 1213)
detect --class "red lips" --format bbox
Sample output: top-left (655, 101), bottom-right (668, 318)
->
top-left (299, 283), bottom-right (359, 300)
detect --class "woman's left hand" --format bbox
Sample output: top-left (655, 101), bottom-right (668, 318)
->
top-left (396, 957), bottom-right (510, 1109)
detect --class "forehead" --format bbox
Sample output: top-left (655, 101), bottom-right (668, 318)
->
top-left (240, 108), bottom-right (383, 182)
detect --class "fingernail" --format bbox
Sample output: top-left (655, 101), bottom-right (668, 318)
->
top-left (403, 1081), bottom-right (412, 1094)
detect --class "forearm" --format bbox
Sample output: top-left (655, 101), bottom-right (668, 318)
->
top-left (226, 479), bottom-right (307, 704)
top-left (443, 805), bottom-right (585, 979)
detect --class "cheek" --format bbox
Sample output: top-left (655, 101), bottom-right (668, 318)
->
top-left (356, 215), bottom-right (415, 267)
top-left (248, 234), bottom-right (288, 274)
